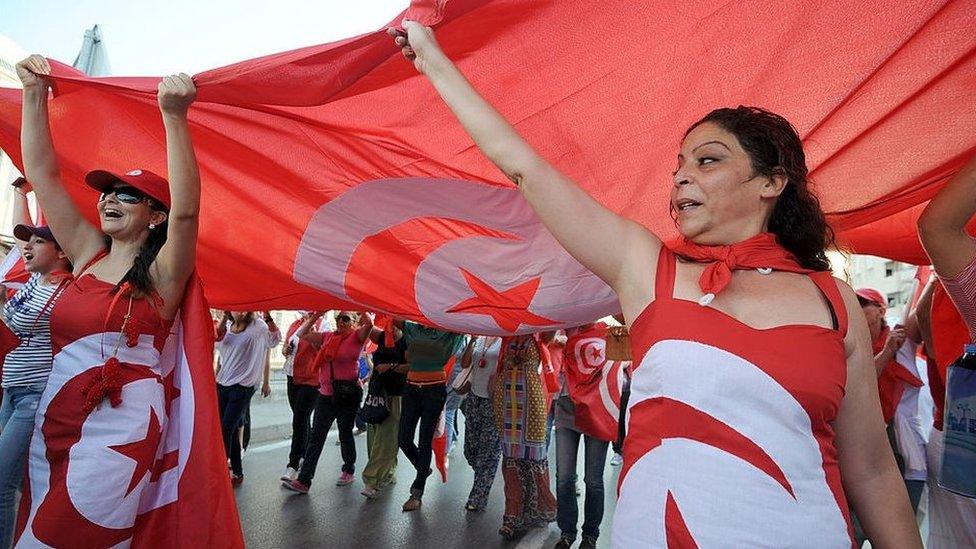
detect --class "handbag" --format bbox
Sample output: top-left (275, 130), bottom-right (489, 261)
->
top-left (451, 363), bottom-right (474, 394)
top-left (361, 377), bottom-right (391, 424)
top-left (604, 325), bottom-right (632, 361)
top-left (939, 343), bottom-right (976, 497)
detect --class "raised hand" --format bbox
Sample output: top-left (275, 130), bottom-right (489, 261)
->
top-left (157, 73), bottom-right (196, 116)
top-left (16, 55), bottom-right (52, 90)
top-left (387, 20), bottom-right (446, 75)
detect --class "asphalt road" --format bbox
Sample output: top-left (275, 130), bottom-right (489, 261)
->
top-left (233, 425), bottom-right (619, 549)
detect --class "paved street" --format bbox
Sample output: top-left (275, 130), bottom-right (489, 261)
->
top-left (234, 413), bottom-right (619, 549)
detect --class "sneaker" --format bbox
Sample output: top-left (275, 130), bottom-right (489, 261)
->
top-left (230, 473), bottom-right (244, 487)
top-left (280, 467), bottom-right (298, 482)
top-left (610, 453), bottom-right (623, 466)
top-left (281, 479), bottom-right (310, 494)
top-left (402, 496), bottom-right (422, 512)
top-left (579, 537), bottom-right (597, 549)
top-left (361, 486), bottom-right (378, 499)
top-left (336, 472), bottom-right (355, 486)
top-left (554, 537), bottom-right (573, 549)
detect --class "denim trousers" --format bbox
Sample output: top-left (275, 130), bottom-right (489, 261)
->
top-left (0, 384), bottom-right (45, 549)
top-left (555, 426), bottom-right (609, 541)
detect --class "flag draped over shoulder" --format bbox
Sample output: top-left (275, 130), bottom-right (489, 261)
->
top-left (562, 323), bottom-right (630, 442)
top-left (0, 0), bottom-right (973, 334)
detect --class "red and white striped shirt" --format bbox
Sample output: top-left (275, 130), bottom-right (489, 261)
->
top-left (940, 254), bottom-right (976, 341)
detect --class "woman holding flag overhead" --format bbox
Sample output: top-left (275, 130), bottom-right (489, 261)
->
top-left (13, 56), bottom-right (242, 547)
top-left (392, 24), bottom-right (920, 547)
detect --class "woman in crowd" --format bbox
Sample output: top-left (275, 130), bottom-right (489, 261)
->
top-left (391, 25), bottom-right (919, 547)
top-left (360, 324), bottom-right (408, 498)
top-left (553, 323), bottom-right (609, 549)
top-left (918, 153), bottom-right (976, 548)
top-left (215, 310), bottom-right (280, 485)
top-left (458, 334), bottom-right (502, 512)
top-left (282, 311), bottom-right (372, 493)
top-left (280, 311), bottom-right (325, 482)
top-left (15, 56), bottom-right (207, 546)
top-left (0, 178), bottom-right (72, 548)
top-left (392, 320), bottom-right (467, 512)
top-left (491, 333), bottom-right (557, 538)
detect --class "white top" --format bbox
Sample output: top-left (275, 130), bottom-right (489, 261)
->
top-left (468, 336), bottom-right (501, 398)
top-left (1, 273), bottom-right (59, 388)
top-left (215, 318), bottom-right (281, 387)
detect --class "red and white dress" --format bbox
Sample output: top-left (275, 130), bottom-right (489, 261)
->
top-left (16, 272), bottom-right (175, 548)
top-left (613, 248), bottom-right (854, 548)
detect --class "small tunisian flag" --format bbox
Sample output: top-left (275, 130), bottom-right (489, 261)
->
top-left (14, 276), bottom-right (244, 548)
top-left (562, 323), bottom-right (631, 442)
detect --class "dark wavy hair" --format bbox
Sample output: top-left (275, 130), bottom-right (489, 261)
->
top-left (685, 106), bottom-right (834, 271)
top-left (104, 197), bottom-right (169, 298)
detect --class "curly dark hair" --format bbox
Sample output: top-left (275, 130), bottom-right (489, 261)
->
top-left (686, 106), bottom-right (835, 271)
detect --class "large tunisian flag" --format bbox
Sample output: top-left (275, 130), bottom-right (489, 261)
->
top-left (0, 1), bottom-right (973, 333)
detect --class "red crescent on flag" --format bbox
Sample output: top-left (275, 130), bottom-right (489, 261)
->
top-left (30, 366), bottom-right (160, 548)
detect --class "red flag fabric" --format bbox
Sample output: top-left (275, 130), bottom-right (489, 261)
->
top-left (431, 354), bottom-right (457, 482)
top-left (929, 282), bottom-right (972, 431)
top-left (0, 1), bottom-right (973, 331)
top-left (14, 276), bottom-right (244, 548)
top-left (562, 323), bottom-right (631, 442)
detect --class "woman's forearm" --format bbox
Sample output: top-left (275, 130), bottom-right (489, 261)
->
top-left (847, 467), bottom-right (922, 547)
top-left (21, 89), bottom-right (60, 185)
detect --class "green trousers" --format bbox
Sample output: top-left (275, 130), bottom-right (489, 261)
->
top-left (362, 396), bottom-right (401, 488)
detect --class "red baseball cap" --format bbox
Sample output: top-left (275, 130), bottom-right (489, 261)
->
top-left (855, 288), bottom-right (886, 309)
top-left (85, 169), bottom-right (171, 210)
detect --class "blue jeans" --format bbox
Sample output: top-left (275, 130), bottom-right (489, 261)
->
top-left (0, 384), bottom-right (45, 549)
top-left (555, 427), bottom-right (609, 542)
top-left (217, 383), bottom-right (256, 477)
top-left (444, 389), bottom-right (463, 454)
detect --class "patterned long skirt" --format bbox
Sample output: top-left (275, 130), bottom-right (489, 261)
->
top-left (500, 457), bottom-right (557, 532)
top-left (461, 395), bottom-right (501, 510)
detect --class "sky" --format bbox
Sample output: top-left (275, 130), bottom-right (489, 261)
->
top-left (0, 0), bottom-right (410, 76)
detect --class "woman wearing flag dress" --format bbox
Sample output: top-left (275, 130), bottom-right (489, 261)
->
top-left (391, 24), bottom-right (920, 548)
top-left (13, 56), bottom-right (235, 547)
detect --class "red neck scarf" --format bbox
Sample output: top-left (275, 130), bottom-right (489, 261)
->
top-left (671, 233), bottom-right (814, 303)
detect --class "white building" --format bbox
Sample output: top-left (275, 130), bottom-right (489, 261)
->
top-left (830, 251), bottom-right (921, 322)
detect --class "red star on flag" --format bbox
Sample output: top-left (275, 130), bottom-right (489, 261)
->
top-left (446, 268), bottom-right (557, 332)
top-left (588, 345), bottom-right (603, 363)
top-left (109, 408), bottom-right (163, 497)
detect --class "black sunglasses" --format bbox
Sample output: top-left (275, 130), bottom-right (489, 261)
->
top-left (336, 314), bottom-right (353, 323)
top-left (100, 186), bottom-right (161, 208)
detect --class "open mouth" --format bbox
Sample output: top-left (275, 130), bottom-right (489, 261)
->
top-left (23, 252), bottom-right (34, 261)
top-left (675, 198), bottom-right (703, 212)
top-left (103, 208), bottom-right (123, 219)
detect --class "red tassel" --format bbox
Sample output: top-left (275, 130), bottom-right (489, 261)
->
top-left (124, 321), bottom-right (140, 348)
top-left (81, 357), bottom-right (125, 413)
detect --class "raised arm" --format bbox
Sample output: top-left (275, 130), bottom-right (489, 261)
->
top-left (356, 312), bottom-right (374, 342)
top-left (390, 23), bottom-right (661, 320)
top-left (215, 311), bottom-right (232, 341)
top-left (833, 283), bottom-right (921, 547)
top-left (10, 179), bottom-right (33, 253)
top-left (151, 74), bottom-right (200, 315)
top-left (919, 154), bottom-right (976, 278)
top-left (16, 56), bottom-right (105, 265)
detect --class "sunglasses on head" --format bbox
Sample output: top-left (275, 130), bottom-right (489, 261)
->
top-left (336, 314), bottom-right (353, 323)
